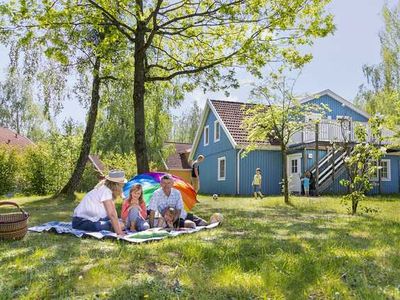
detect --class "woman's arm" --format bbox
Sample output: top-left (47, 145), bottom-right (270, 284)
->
top-left (103, 200), bottom-right (124, 236)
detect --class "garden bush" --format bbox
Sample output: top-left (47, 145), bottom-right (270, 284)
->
top-left (101, 151), bottom-right (137, 180)
top-left (0, 145), bottom-right (19, 196)
top-left (20, 134), bottom-right (81, 195)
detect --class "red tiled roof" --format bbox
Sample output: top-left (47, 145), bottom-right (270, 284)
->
top-left (210, 100), bottom-right (277, 146)
top-left (165, 142), bottom-right (192, 169)
top-left (0, 127), bottom-right (34, 148)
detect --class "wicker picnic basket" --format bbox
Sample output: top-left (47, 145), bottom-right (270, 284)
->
top-left (0, 201), bottom-right (29, 240)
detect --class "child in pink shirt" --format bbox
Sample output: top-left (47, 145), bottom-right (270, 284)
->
top-left (121, 184), bottom-right (149, 231)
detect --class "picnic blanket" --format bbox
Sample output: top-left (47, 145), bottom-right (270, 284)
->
top-left (28, 221), bottom-right (220, 243)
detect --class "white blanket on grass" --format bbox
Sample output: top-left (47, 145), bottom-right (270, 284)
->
top-left (28, 221), bottom-right (219, 243)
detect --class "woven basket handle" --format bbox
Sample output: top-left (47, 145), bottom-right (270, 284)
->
top-left (0, 201), bottom-right (28, 216)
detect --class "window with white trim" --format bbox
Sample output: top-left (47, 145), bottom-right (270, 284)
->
top-left (218, 157), bottom-right (226, 181)
top-left (204, 125), bottom-right (209, 146)
top-left (214, 121), bottom-right (220, 142)
top-left (372, 159), bottom-right (391, 181)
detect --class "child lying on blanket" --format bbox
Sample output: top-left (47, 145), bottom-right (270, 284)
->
top-left (157, 207), bottom-right (196, 230)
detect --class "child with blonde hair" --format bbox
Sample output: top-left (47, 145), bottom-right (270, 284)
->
top-left (252, 168), bottom-right (263, 199)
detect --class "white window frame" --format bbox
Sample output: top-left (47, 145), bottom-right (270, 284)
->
top-left (372, 159), bottom-right (391, 182)
top-left (217, 156), bottom-right (226, 181)
top-left (214, 120), bottom-right (220, 142)
top-left (203, 125), bottom-right (209, 146)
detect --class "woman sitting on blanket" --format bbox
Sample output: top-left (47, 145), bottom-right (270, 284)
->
top-left (72, 170), bottom-right (126, 236)
top-left (121, 184), bottom-right (150, 232)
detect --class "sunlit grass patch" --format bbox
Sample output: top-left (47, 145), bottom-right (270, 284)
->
top-left (0, 194), bottom-right (399, 299)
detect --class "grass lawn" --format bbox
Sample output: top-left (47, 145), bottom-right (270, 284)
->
top-left (0, 194), bottom-right (399, 300)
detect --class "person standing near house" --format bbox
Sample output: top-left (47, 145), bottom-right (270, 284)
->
top-left (301, 171), bottom-right (311, 196)
top-left (252, 168), bottom-right (263, 199)
top-left (191, 154), bottom-right (204, 193)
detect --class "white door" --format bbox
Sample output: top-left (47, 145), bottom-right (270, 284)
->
top-left (287, 154), bottom-right (302, 194)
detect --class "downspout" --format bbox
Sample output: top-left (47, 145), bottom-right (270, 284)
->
top-left (237, 148), bottom-right (244, 195)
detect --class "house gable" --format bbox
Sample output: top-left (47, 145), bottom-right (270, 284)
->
top-left (190, 100), bottom-right (236, 161)
top-left (300, 89), bottom-right (369, 122)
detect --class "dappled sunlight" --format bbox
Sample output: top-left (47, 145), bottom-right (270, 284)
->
top-left (0, 194), bottom-right (399, 298)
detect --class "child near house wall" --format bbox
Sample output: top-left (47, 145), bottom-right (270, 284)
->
top-left (302, 171), bottom-right (311, 196)
top-left (252, 168), bottom-right (263, 199)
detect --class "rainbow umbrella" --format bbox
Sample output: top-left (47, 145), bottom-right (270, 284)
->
top-left (123, 172), bottom-right (198, 211)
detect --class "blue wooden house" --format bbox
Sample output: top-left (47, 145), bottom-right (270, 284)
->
top-left (189, 89), bottom-right (400, 195)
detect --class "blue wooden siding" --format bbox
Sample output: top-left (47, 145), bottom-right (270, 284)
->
top-left (304, 150), bottom-right (328, 172)
top-left (305, 94), bottom-right (369, 122)
top-left (239, 150), bottom-right (282, 195)
top-left (195, 149), bottom-right (237, 195)
top-left (327, 155), bottom-right (400, 194)
top-left (193, 108), bottom-right (237, 194)
top-left (370, 155), bottom-right (400, 194)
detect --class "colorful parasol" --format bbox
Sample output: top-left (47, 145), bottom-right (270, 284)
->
top-left (122, 172), bottom-right (198, 211)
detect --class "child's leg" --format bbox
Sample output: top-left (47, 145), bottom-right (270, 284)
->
top-left (183, 220), bottom-right (196, 229)
top-left (126, 207), bottom-right (140, 231)
top-left (256, 186), bottom-right (263, 198)
top-left (253, 185), bottom-right (258, 198)
top-left (136, 218), bottom-right (150, 231)
top-left (305, 187), bottom-right (309, 196)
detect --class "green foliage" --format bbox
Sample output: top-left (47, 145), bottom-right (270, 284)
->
top-left (340, 116), bottom-right (385, 214)
top-left (101, 152), bottom-right (137, 180)
top-left (19, 133), bottom-right (82, 195)
top-left (355, 2), bottom-right (400, 135)
top-left (77, 164), bottom-right (101, 193)
top-left (0, 145), bottom-right (19, 195)
top-left (171, 100), bottom-right (202, 143)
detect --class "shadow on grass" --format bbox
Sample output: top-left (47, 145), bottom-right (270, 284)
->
top-left (0, 195), bottom-right (399, 299)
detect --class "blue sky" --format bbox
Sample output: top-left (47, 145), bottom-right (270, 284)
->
top-left (0, 0), bottom-right (395, 125)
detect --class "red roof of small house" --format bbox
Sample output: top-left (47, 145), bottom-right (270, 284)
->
top-left (210, 100), bottom-right (278, 147)
top-left (0, 127), bottom-right (34, 148)
top-left (164, 142), bottom-right (192, 170)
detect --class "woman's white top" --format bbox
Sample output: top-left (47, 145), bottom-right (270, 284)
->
top-left (73, 185), bottom-right (113, 222)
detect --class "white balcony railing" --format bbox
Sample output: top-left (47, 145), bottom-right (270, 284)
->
top-left (289, 120), bottom-right (394, 145)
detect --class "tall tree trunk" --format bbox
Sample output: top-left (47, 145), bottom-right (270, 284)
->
top-left (282, 146), bottom-right (289, 204)
top-left (133, 19), bottom-right (149, 174)
top-left (59, 56), bottom-right (102, 196)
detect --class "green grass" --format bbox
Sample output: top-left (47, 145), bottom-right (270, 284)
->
top-left (0, 194), bottom-right (399, 299)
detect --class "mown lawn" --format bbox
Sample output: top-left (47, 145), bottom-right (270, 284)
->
top-left (0, 194), bottom-right (399, 300)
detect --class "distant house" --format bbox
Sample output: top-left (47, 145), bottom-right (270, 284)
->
top-left (160, 142), bottom-right (192, 183)
top-left (190, 89), bottom-right (400, 196)
top-left (0, 127), bottom-right (34, 149)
